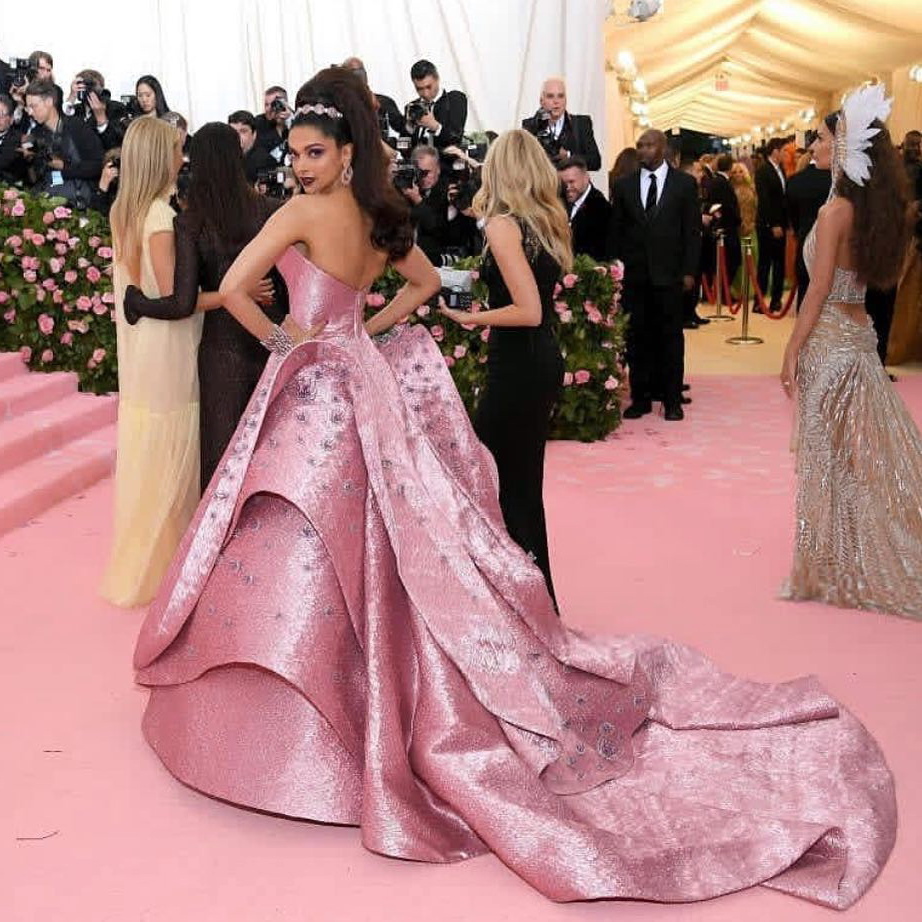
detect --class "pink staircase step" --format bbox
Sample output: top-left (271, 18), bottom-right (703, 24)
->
top-left (0, 351), bottom-right (26, 383)
top-left (0, 392), bottom-right (118, 477)
top-left (0, 423), bottom-right (117, 537)
top-left (0, 371), bottom-right (77, 421)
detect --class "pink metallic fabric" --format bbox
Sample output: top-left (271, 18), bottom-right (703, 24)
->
top-left (135, 248), bottom-right (896, 909)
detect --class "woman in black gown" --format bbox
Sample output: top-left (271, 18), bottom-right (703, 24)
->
top-left (441, 129), bottom-right (569, 606)
top-left (124, 122), bottom-right (288, 490)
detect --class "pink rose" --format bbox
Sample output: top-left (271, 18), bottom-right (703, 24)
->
top-left (3, 189), bottom-right (19, 201)
top-left (11, 200), bottom-right (25, 217)
top-left (416, 304), bottom-right (431, 317)
top-left (35, 287), bottom-right (46, 302)
top-left (91, 348), bottom-right (107, 363)
top-left (86, 266), bottom-right (102, 284)
top-left (55, 243), bottom-right (68, 255)
top-left (38, 313), bottom-right (55, 334)
top-left (574, 369), bottom-right (591, 385)
top-left (444, 355), bottom-right (455, 367)
top-left (610, 261), bottom-right (625, 281)
top-left (563, 371), bottom-right (574, 386)
top-left (101, 291), bottom-right (115, 304)
top-left (40, 349), bottom-right (54, 364)
top-left (76, 296), bottom-right (93, 311)
top-left (0, 291), bottom-right (8, 304)
top-left (87, 359), bottom-right (97, 369)
top-left (553, 282), bottom-right (562, 297)
top-left (453, 345), bottom-right (467, 359)
top-left (92, 301), bottom-right (108, 315)
top-left (68, 237), bottom-right (79, 249)
top-left (3, 309), bottom-right (15, 323)
top-left (586, 305), bottom-right (603, 324)
top-left (19, 346), bottom-right (32, 362)
top-left (430, 324), bottom-right (444, 343)
top-left (31, 233), bottom-right (46, 246)
top-left (62, 304), bottom-right (73, 313)
top-left (60, 332), bottom-right (74, 345)
top-left (604, 375), bottom-right (619, 391)
top-left (49, 257), bottom-right (64, 274)
top-left (77, 258), bottom-right (89, 269)
top-left (562, 273), bottom-right (578, 289)
top-left (53, 205), bottom-right (72, 220)
top-left (57, 229), bottom-right (70, 242)
top-left (23, 227), bottom-right (34, 239)
top-left (559, 309), bottom-right (573, 323)
top-left (97, 246), bottom-right (113, 259)
top-left (5, 235), bottom-right (22, 248)
top-left (42, 211), bottom-right (55, 225)
top-left (87, 236), bottom-right (101, 249)
top-left (42, 277), bottom-right (57, 290)
top-left (23, 270), bottom-right (37, 283)
top-left (595, 265), bottom-right (607, 275)
top-left (68, 320), bottom-right (90, 334)
top-left (553, 300), bottom-right (568, 314)
top-left (64, 270), bottom-right (78, 284)
top-left (365, 291), bottom-right (386, 308)
top-left (480, 328), bottom-right (490, 342)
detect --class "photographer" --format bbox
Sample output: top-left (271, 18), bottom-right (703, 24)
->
top-left (229, 110), bottom-right (275, 183)
top-left (7, 51), bottom-right (64, 128)
top-left (522, 78), bottom-right (600, 171)
top-left (399, 144), bottom-right (451, 264)
top-left (0, 94), bottom-right (27, 184)
top-left (20, 79), bottom-right (103, 206)
top-left (254, 86), bottom-right (290, 162)
top-left (443, 142), bottom-right (485, 258)
top-left (342, 56), bottom-right (405, 146)
top-left (88, 146), bottom-right (120, 216)
top-left (404, 59), bottom-right (467, 151)
top-left (64, 69), bottom-right (130, 151)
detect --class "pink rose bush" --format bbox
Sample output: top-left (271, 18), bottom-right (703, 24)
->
top-left (1, 185), bottom-right (116, 391)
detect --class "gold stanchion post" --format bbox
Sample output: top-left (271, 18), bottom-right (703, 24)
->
top-left (707, 232), bottom-right (733, 322)
top-left (727, 236), bottom-right (764, 345)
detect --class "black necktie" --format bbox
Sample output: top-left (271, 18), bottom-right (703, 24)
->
top-left (645, 173), bottom-right (657, 213)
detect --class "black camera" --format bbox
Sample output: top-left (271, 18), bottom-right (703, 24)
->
top-left (109, 155), bottom-right (121, 171)
top-left (258, 167), bottom-right (290, 199)
top-left (269, 97), bottom-right (289, 116)
top-left (393, 162), bottom-right (423, 191)
top-left (404, 97), bottom-right (432, 130)
top-left (529, 108), bottom-right (562, 159)
top-left (9, 57), bottom-right (33, 88)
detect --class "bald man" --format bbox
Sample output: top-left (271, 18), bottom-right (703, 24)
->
top-left (341, 56), bottom-right (405, 146)
top-left (608, 129), bottom-right (701, 421)
top-left (522, 78), bottom-right (600, 171)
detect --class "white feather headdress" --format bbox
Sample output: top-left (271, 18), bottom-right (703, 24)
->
top-left (835, 83), bottom-right (893, 186)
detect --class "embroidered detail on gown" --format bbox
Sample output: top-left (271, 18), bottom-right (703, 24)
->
top-left (784, 225), bottom-right (922, 619)
top-left (135, 246), bottom-right (896, 909)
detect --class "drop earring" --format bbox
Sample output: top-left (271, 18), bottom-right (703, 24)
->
top-left (341, 162), bottom-right (353, 185)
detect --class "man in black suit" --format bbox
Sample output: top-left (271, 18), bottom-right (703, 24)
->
top-left (609, 130), bottom-right (701, 421)
top-left (404, 60), bottom-right (467, 151)
top-left (785, 149), bottom-right (831, 309)
top-left (342, 57), bottom-right (405, 147)
top-left (558, 155), bottom-right (610, 261)
top-left (755, 138), bottom-right (789, 312)
top-left (401, 145), bottom-right (451, 265)
top-left (228, 110), bottom-right (276, 183)
top-left (522, 78), bottom-right (601, 171)
top-left (253, 86), bottom-right (290, 162)
top-left (709, 153), bottom-right (742, 292)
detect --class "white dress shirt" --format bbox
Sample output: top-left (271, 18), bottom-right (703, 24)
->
top-left (640, 160), bottom-right (669, 207)
top-left (771, 159), bottom-right (786, 191)
top-left (568, 182), bottom-right (593, 221)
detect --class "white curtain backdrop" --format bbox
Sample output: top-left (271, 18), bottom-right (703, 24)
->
top-left (4, 0), bottom-right (606, 163)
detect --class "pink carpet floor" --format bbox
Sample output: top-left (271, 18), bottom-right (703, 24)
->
top-left (3, 375), bottom-right (920, 922)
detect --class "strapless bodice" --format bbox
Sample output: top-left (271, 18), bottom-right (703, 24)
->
top-left (803, 224), bottom-right (865, 305)
top-left (276, 246), bottom-right (368, 338)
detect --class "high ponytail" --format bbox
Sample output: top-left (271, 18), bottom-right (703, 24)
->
top-left (294, 68), bottom-right (414, 260)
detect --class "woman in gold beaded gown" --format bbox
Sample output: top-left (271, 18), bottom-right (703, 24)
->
top-left (780, 85), bottom-right (922, 620)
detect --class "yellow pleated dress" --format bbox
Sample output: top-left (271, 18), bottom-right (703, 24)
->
top-left (100, 198), bottom-right (203, 607)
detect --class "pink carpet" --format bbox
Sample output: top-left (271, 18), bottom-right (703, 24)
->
top-left (3, 375), bottom-right (920, 922)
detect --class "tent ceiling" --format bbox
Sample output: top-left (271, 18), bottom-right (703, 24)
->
top-left (605, 0), bottom-right (922, 136)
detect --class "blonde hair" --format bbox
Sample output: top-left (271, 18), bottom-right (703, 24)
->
top-left (110, 116), bottom-right (178, 278)
top-left (473, 129), bottom-right (573, 271)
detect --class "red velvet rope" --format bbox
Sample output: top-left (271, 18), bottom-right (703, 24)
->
top-left (704, 243), bottom-right (798, 321)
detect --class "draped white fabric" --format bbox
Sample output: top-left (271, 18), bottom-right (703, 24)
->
top-left (606, 0), bottom-right (922, 137)
top-left (4, 0), bottom-right (606, 154)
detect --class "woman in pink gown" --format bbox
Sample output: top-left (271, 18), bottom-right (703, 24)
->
top-left (135, 68), bottom-right (896, 910)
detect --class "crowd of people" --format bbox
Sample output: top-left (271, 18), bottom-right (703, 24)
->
top-left (1, 41), bottom-right (920, 915)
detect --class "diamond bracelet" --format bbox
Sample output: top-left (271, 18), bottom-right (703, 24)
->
top-left (260, 324), bottom-right (295, 356)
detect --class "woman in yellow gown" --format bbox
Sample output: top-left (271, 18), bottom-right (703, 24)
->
top-left (100, 117), bottom-right (203, 606)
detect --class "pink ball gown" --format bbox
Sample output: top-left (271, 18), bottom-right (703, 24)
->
top-left (135, 246), bottom-right (896, 910)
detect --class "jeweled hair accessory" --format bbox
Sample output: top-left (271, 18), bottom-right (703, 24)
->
top-left (835, 83), bottom-right (893, 187)
top-left (296, 103), bottom-right (343, 119)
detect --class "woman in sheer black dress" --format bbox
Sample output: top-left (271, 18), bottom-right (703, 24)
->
top-left (441, 130), bottom-right (570, 607)
top-left (124, 122), bottom-right (288, 490)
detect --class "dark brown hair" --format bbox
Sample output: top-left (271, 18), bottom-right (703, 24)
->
top-left (294, 67), bottom-right (413, 260)
top-left (827, 113), bottom-right (910, 288)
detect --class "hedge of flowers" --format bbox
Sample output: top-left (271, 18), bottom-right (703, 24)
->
top-left (1, 186), bottom-right (116, 393)
top-left (2, 185), bottom-right (627, 441)
top-left (367, 253), bottom-right (627, 441)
